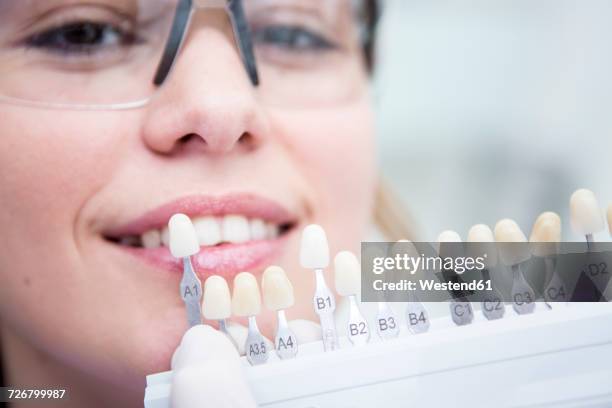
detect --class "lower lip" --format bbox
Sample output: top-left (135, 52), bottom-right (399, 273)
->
top-left (122, 236), bottom-right (289, 279)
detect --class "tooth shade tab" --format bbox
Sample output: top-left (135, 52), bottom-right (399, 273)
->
top-left (494, 219), bottom-right (530, 265)
top-left (608, 204), bottom-right (612, 235)
top-left (437, 230), bottom-right (463, 260)
top-left (529, 212), bottom-right (561, 257)
top-left (467, 224), bottom-right (497, 267)
top-left (437, 230), bottom-right (462, 243)
top-left (232, 272), bottom-right (261, 317)
top-left (262, 266), bottom-right (295, 311)
top-left (168, 214), bottom-right (200, 258)
top-left (570, 189), bottom-right (604, 235)
top-left (467, 224), bottom-right (494, 242)
top-left (203, 276), bottom-right (232, 320)
top-left (300, 224), bottom-right (330, 269)
top-left (334, 251), bottom-right (361, 297)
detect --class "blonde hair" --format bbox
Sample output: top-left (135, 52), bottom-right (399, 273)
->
top-left (373, 178), bottom-right (418, 241)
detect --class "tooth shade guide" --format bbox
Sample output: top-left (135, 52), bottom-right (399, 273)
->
top-left (334, 251), bottom-right (362, 297)
top-left (232, 272), bottom-right (262, 317)
top-left (202, 275), bottom-right (232, 320)
top-left (300, 224), bottom-right (330, 269)
top-left (147, 303), bottom-right (612, 408)
top-left (466, 224), bottom-right (498, 267)
top-left (494, 219), bottom-right (531, 266)
top-left (168, 214), bottom-right (200, 258)
top-left (529, 212), bottom-right (561, 257)
top-left (608, 204), bottom-right (612, 235)
top-left (570, 188), bottom-right (604, 236)
top-left (262, 266), bottom-right (295, 311)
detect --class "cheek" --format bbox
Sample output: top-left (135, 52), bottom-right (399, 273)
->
top-left (0, 108), bottom-right (141, 371)
top-left (0, 109), bottom-right (133, 243)
top-left (270, 98), bottom-right (377, 247)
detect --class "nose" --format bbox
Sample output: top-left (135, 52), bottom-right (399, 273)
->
top-left (141, 13), bottom-right (267, 156)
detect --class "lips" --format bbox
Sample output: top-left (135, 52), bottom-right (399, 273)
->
top-left (103, 193), bottom-right (298, 278)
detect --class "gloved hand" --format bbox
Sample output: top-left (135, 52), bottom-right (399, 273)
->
top-left (171, 325), bottom-right (257, 408)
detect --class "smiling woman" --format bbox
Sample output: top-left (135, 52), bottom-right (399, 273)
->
top-left (0, 1), bottom-right (413, 407)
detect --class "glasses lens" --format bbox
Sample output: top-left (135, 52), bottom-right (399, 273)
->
top-left (245, 0), bottom-right (369, 108)
top-left (0, 0), bottom-right (178, 108)
top-left (0, 0), bottom-right (368, 109)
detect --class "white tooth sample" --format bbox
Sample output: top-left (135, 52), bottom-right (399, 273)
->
top-left (231, 272), bottom-right (261, 317)
top-left (608, 204), bottom-right (612, 235)
top-left (203, 276), bottom-right (232, 320)
top-left (570, 189), bottom-right (604, 235)
top-left (161, 227), bottom-right (170, 247)
top-left (222, 215), bottom-right (250, 244)
top-left (141, 229), bottom-right (162, 249)
top-left (529, 212), bottom-right (561, 257)
top-left (494, 219), bottom-right (530, 266)
top-left (334, 251), bottom-right (361, 296)
top-left (437, 230), bottom-right (463, 262)
top-left (193, 217), bottom-right (222, 246)
top-left (168, 214), bottom-right (200, 258)
top-left (467, 224), bottom-right (494, 242)
top-left (437, 230), bottom-right (462, 242)
top-left (249, 219), bottom-right (267, 241)
top-left (262, 266), bottom-right (295, 311)
top-left (299, 224), bottom-right (330, 269)
top-left (467, 224), bottom-right (498, 267)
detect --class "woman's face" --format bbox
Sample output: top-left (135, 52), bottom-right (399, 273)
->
top-left (0, 0), bottom-right (376, 397)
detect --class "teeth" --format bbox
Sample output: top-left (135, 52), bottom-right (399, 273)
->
top-left (127, 215), bottom-right (284, 249)
top-left (193, 217), bottom-right (222, 246)
top-left (222, 215), bottom-right (250, 244)
top-left (119, 236), bottom-right (140, 247)
top-left (494, 219), bottom-right (531, 266)
top-left (141, 229), bottom-right (162, 249)
top-left (300, 224), bottom-right (330, 269)
top-left (161, 227), bottom-right (170, 247)
top-left (262, 266), bottom-right (295, 311)
top-left (249, 219), bottom-right (267, 240)
top-left (203, 275), bottom-right (232, 320)
top-left (529, 212), bottom-right (561, 257)
top-left (266, 224), bottom-right (279, 239)
top-left (467, 224), bottom-right (498, 267)
top-left (570, 189), bottom-right (604, 235)
top-left (231, 272), bottom-right (261, 317)
top-left (168, 214), bottom-right (200, 258)
top-left (334, 251), bottom-right (361, 297)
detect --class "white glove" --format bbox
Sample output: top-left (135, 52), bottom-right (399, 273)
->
top-left (171, 325), bottom-right (257, 408)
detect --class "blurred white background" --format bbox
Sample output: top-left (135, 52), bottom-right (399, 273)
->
top-left (374, 0), bottom-right (612, 241)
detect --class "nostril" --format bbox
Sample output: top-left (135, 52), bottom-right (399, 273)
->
top-left (238, 132), bottom-right (257, 150)
top-left (178, 134), bottom-right (201, 145)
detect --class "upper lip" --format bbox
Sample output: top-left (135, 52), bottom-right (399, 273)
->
top-left (103, 193), bottom-right (298, 238)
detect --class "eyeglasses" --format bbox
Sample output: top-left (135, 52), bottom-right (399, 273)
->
top-left (0, 0), bottom-right (370, 110)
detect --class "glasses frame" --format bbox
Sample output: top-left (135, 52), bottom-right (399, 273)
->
top-left (153, 0), bottom-right (259, 87)
top-left (0, 0), bottom-right (258, 110)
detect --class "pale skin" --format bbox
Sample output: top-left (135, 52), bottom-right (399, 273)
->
top-left (0, 8), bottom-right (377, 408)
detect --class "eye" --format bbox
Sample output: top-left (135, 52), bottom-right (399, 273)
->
top-left (25, 21), bottom-right (138, 55)
top-left (251, 25), bottom-right (336, 52)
